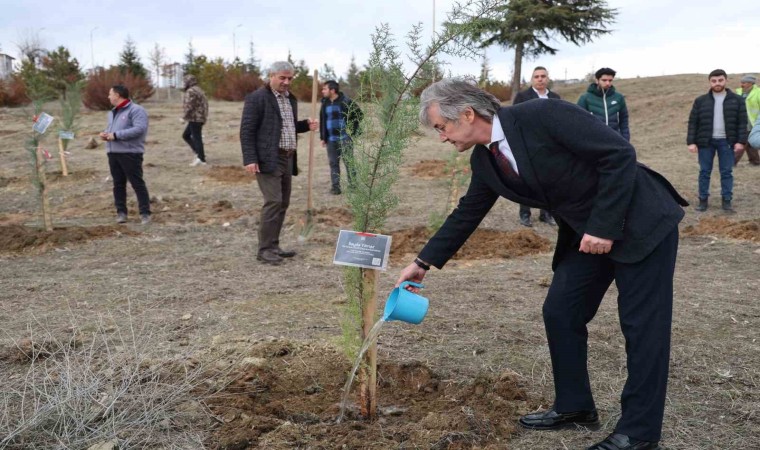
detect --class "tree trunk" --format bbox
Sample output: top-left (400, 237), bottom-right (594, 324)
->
top-left (511, 42), bottom-right (524, 102)
top-left (359, 268), bottom-right (378, 420)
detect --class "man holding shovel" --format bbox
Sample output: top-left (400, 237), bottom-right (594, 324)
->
top-left (240, 61), bottom-right (318, 265)
top-left (396, 79), bottom-right (687, 450)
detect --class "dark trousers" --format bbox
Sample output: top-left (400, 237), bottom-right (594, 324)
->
top-left (519, 204), bottom-right (551, 220)
top-left (182, 121), bottom-right (205, 161)
top-left (256, 151), bottom-right (292, 253)
top-left (107, 153), bottom-right (151, 216)
top-left (543, 227), bottom-right (678, 442)
top-left (326, 140), bottom-right (355, 190)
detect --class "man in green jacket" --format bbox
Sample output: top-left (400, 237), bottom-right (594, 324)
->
top-left (578, 68), bottom-right (630, 141)
top-left (734, 75), bottom-right (760, 166)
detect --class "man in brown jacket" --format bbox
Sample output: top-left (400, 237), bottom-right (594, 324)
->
top-left (240, 61), bottom-right (318, 265)
top-left (182, 74), bottom-right (209, 166)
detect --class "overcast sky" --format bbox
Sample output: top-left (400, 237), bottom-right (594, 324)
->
top-left (1, 0), bottom-right (758, 84)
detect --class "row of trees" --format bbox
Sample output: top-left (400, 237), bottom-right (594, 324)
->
top-left (1, 0), bottom-right (617, 107)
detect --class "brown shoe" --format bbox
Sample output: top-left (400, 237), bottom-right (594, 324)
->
top-left (276, 248), bottom-right (297, 258)
top-left (257, 250), bottom-right (283, 265)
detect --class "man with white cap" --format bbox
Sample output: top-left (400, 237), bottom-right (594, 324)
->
top-left (735, 74), bottom-right (760, 166)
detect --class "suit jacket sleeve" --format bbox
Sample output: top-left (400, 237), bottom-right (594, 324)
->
top-left (240, 93), bottom-right (263, 165)
top-left (513, 90), bottom-right (527, 105)
top-left (538, 101), bottom-right (637, 241)
top-left (418, 170), bottom-right (499, 269)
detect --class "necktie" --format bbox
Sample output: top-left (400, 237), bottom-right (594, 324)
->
top-left (489, 141), bottom-right (518, 178)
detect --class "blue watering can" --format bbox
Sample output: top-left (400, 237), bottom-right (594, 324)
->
top-left (383, 281), bottom-right (429, 324)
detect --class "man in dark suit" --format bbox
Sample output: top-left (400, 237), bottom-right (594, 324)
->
top-left (512, 66), bottom-right (560, 227)
top-left (396, 79), bottom-right (687, 450)
top-left (240, 61), bottom-right (318, 265)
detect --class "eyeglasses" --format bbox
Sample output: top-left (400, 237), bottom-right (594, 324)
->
top-left (433, 121), bottom-right (450, 135)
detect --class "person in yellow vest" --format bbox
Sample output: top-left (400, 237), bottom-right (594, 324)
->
top-left (734, 75), bottom-right (760, 166)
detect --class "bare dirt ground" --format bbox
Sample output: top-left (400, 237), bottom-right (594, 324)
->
top-left (1, 74), bottom-right (759, 449)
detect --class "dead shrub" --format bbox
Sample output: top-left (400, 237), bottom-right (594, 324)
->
top-left (485, 81), bottom-right (512, 102)
top-left (83, 68), bottom-right (155, 110)
top-left (0, 75), bottom-right (31, 107)
top-left (213, 71), bottom-right (263, 101)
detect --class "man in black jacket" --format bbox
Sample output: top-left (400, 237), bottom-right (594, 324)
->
top-left (240, 61), bottom-right (318, 265)
top-left (396, 79), bottom-right (687, 450)
top-left (512, 66), bottom-right (560, 227)
top-left (687, 69), bottom-right (747, 212)
top-left (319, 80), bottom-right (363, 195)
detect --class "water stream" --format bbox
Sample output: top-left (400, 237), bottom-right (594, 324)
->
top-left (336, 318), bottom-right (386, 423)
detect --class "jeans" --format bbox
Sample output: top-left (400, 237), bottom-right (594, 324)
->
top-left (697, 138), bottom-right (733, 200)
top-left (326, 139), bottom-right (355, 190)
top-left (107, 153), bottom-right (151, 215)
top-left (182, 121), bottom-right (205, 161)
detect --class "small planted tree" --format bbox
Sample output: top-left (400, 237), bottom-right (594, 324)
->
top-left (340, 0), bottom-right (494, 419)
top-left (56, 82), bottom-right (83, 176)
top-left (23, 79), bottom-right (56, 230)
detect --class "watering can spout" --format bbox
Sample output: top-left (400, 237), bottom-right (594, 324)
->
top-left (383, 281), bottom-right (429, 324)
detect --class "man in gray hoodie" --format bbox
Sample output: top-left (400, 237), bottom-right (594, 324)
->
top-left (99, 84), bottom-right (151, 224)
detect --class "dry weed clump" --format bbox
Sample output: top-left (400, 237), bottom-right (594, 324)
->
top-left (0, 318), bottom-right (219, 449)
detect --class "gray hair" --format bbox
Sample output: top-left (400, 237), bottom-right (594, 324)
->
top-left (268, 61), bottom-right (295, 76)
top-left (419, 78), bottom-right (502, 127)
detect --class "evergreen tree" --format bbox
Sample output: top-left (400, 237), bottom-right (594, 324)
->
top-left (41, 46), bottom-right (84, 99)
top-left (246, 39), bottom-right (261, 76)
top-left (455, 0), bottom-right (616, 98)
top-left (344, 55), bottom-right (362, 99)
top-left (320, 63), bottom-right (337, 82)
top-left (478, 54), bottom-right (491, 87)
top-left (18, 58), bottom-right (54, 101)
top-left (183, 40), bottom-right (196, 75)
top-left (118, 36), bottom-right (148, 78)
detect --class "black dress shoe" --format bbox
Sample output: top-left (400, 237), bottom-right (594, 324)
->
top-left (276, 248), bottom-right (297, 258)
top-left (519, 215), bottom-right (533, 227)
top-left (257, 250), bottom-right (283, 265)
top-left (586, 433), bottom-right (661, 450)
top-left (518, 408), bottom-right (599, 430)
top-left (538, 211), bottom-right (556, 226)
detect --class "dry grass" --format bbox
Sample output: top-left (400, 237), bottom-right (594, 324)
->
top-left (0, 307), bottom-right (223, 449)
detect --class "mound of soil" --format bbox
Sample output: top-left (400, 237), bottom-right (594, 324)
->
top-left (208, 341), bottom-right (528, 449)
top-left (391, 226), bottom-right (552, 259)
top-left (683, 217), bottom-right (760, 242)
top-left (0, 224), bottom-right (139, 253)
top-left (155, 198), bottom-right (246, 225)
top-left (46, 168), bottom-right (99, 183)
top-left (314, 207), bottom-right (353, 227)
top-left (206, 166), bottom-right (253, 184)
top-left (410, 159), bottom-right (449, 179)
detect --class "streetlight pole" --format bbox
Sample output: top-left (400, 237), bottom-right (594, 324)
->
top-left (232, 24), bottom-right (243, 61)
top-left (90, 26), bottom-right (98, 70)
